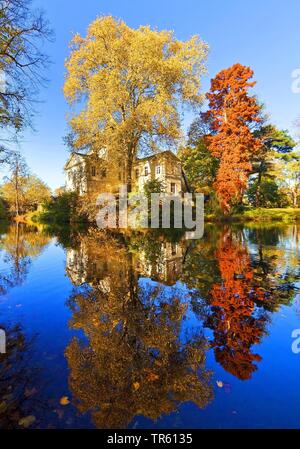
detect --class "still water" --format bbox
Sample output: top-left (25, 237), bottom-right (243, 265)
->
top-left (0, 221), bottom-right (300, 429)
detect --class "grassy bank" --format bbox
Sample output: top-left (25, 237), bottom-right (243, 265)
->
top-left (17, 207), bottom-right (300, 227)
top-left (207, 208), bottom-right (300, 223)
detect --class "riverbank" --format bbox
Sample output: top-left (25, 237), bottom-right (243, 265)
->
top-left (5, 207), bottom-right (300, 228)
top-left (206, 208), bottom-right (300, 223)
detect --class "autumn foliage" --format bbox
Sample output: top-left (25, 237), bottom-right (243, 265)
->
top-left (203, 64), bottom-right (262, 212)
top-left (209, 229), bottom-right (267, 380)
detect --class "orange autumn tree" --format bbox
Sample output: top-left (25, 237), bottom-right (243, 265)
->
top-left (203, 64), bottom-right (262, 212)
top-left (209, 229), bottom-right (268, 380)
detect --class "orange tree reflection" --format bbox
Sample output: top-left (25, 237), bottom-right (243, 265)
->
top-left (207, 228), bottom-right (269, 380)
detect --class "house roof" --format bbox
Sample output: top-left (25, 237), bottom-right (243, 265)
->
top-left (135, 150), bottom-right (179, 163)
top-left (64, 149), bottom-right (180, 171)
top-left (64, 152), bottom-right (88, 170)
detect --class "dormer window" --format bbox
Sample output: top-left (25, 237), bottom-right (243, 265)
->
top-left (91, 166), bottom-right (96, 177)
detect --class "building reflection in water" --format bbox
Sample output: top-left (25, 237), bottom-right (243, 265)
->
top-left (64, 226), bottom-right (300, 427)
top-left (65, 231), bottom-right (213, 428)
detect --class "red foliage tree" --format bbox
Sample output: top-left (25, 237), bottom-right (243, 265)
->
top-left (209, 229), bottom-right (267, 380)
top-left (203, 64), bottom-right (262, 212)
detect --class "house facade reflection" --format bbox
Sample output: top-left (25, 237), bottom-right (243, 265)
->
top-left (66, 231), bottom-right (187, 289)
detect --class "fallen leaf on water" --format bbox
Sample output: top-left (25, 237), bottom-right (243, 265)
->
top-left (216, 381), bottom-right (224, 388)
top-left (133, 382), bottom-right (140, 391)
top-left (18, 415), bottom-right (36, 428)
top-left (60, 396), bottom-right (70, 406)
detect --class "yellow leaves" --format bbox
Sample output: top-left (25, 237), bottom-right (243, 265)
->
top-left (112, 320), bottom-right (119, 329)
top-left (132, 371), bottom-right (159, 391)
top-left (92, 317), bottom-right (99, 328)
top-left (64, 15), bottom-right (208, 161)
top-left (60, 396), bottom-right (70, 406)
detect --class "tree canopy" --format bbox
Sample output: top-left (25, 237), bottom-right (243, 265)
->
top-left (202, 63), bottom-right (262, 212)
top-left (0, 0), bottom-right (52, 160)
top-left (64, 16), bottom-right (208, 190)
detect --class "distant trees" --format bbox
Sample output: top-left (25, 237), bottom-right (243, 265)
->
top-left (0, 0), bottom-right (52, 161)
top-left (37, 191), bottom-right (78, 224)
top-left (1, 152), bottom-right (51, 216)
top-left (250, 126), bottom-right (296, 207)
top-left (273, 150), bottom-right (300, 207)
top-left (2, 152), bottom-right (28, 216)
top-left (64, 16), bottom-right (208, 191)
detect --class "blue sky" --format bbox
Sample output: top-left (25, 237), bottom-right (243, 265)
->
top-left (10, 0), bottom-right (300, 189)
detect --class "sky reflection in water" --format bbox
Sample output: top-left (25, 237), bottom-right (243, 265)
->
top-left (0, 222), bottom-right (300, 429)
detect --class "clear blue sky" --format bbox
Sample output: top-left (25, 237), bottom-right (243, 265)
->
top-left (14, 0), bottom-right (300, 190)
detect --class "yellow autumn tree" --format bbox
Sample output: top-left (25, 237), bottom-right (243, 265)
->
top-left (64, 16), bottom-right (208, 190)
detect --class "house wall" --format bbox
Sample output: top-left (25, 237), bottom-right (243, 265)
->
top-left (132, 153), bottom-right (183, 195)
top-left (85, 159), bottom-right (126, 195)
top-left (65, 152), bottom-right (185, 197)
top-left (65, 155), bottom-right (88, 195)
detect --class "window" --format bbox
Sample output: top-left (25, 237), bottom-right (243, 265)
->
top-left (144, 166), bottom-right (149, 176)
top-left (100, 168), bottom-right (107, 178)
top-left (91, 166), bottom-right (96, 177)
top-left (135, 169), bottom-right (139, 179)
top-left (156, 165), bottom-right (161, 175)
top-left (170, 183), bottom-right (176, 194)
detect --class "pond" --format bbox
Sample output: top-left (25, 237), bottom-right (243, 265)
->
top-left (0, 221), bottom-right (300, 429)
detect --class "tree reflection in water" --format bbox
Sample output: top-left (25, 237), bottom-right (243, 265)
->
top-left (65, 233), bottom-right (213, 429)
top-left (207, 229), bottom-right (268, 380)
top-left (62, 224), bottom-right (300, 427)
top-left (0, 224), bottom-right (52, 428)
top-left (0, 223), bottom-right (51, 295)
top-left (184, 225), bottom-right (300, 380)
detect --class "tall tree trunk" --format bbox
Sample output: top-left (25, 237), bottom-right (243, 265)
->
top-left (126, 154), bottom-right (133, 193)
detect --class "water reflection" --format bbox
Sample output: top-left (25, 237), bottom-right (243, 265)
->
top-left (0, 223), bottom-right (300, 428)
top-left (0, 223), bottom-right (51, 295)
top-left (65, 233), bottom-right (213, 428)
top-left (205, 228), bottom-right (269, 380)
top-left (0, 326), bottom-right (41, 429)
top-left (63, 225), bottom-right (300, 427)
